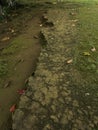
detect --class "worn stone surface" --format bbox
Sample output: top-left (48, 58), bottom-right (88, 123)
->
top-left (12, 9), bottom-right (98, 130)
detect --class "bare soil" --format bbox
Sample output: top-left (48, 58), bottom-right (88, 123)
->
top-left (0, 5), bottom-right (45, 130)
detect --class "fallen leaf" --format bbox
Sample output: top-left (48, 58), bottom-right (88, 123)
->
top-left (16, 59), bottom-right (24, 64)
top-left (10, 104), bottom-right (16, 113)
top-left (11, 29), bottom-right (15, 33)
top-left (52, 2), bottom-right (57, 4)
top-left (40, 24), bottom-right (43, 27)
top-left (85, 93), bottom-right (90, 96)
top-left (25, 79), bottom-right (28, 84)
top-left (17, 89), bottom-right (25, 95)
top-left (43, 16), bottom-right (47, 19)
top-left (3, 81), bottom-right (11, 88)
top-left (73, 19), bottom-right (78, 22)
top-left (72, 24), bottom-right (75, 27)
top-left (67, 59), bottom-right (73, 64)
top-left (33, 35), bottom-right (39, 39)
top-left (91, 47), bottom-right (96, 52)
top-left (83, 52), bottom-right (90, 56)
top-left (70, 12), bottom-right (76, 16)
top-left (1, 37), bottom-right (10, 41)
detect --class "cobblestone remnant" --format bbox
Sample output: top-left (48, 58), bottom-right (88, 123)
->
top-left (12, 9), bottom-right (98, 130)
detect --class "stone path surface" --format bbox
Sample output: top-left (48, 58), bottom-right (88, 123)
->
top-left (12, 9), bottom-right (98, 130)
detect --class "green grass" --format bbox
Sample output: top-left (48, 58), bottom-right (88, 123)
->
top-left (0, 59), bottom-right (8, 77)
top-left (60, 3), bottom-right (98, 128)
top-left (67, 1), bottom-right (98, 101)
top-left (2, 36), bottom-right (28, 55)
top-left (63, 0), bottom-right (98, 3)
top-left (75, 5), bottom-right (98, 76)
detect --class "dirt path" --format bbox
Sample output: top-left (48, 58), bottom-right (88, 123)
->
top-left (0, 1), bottom-right (98, 130)
top-left (0, 6), bottom-right (45, 130)
top-left (12, 2), bottom-right (98, 130)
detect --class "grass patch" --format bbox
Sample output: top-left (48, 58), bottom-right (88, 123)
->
top-left (64, 0), bottom-right (98, 4)
top-left (65, 2), bottom-right (98, 106)
top-left (0, 59), bottom-right (8, 77)
top-left (75, 5), bottom-right (98, 78)
top-left (2, 36), bottom-right (28, 55)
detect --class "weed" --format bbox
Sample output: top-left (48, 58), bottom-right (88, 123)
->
top-left (0, 59), bottom-right (8, 76)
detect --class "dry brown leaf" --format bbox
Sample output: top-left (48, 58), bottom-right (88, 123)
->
top-left (72, 24), bottom-right (75, 27)
top-left (72, 19), bottom-right (78, 22)
top-left (33, 35), bottom-right (39, 39)
top-left (52, 2), bottom-right (57, 5)
top-left (91, 47), bottom-right (96, 52)
top-left (10, 104), bottom-right (16, 113)
top-left (73, 19), bottom-right (78, 22)
top-left (67, 59), bottom-right (73, 64)
top-left (1, 37), bottom-right (10, 42)
top-left (40, 24), bottom-right (42, 27)
top-left (70, 12), bottom-right (76, 16)
top-left (3, 81), bottom-right (11, 88)
top-left (11, 29), bottom-right (15, 33)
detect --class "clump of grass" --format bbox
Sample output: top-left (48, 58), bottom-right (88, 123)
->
top-left (0, 59), bottom-right (8, 77)
top-left (2, 40), bottom-right (21, 55)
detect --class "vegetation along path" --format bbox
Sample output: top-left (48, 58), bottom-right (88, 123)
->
top-left (12, 1), bottom-right (98, 130)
